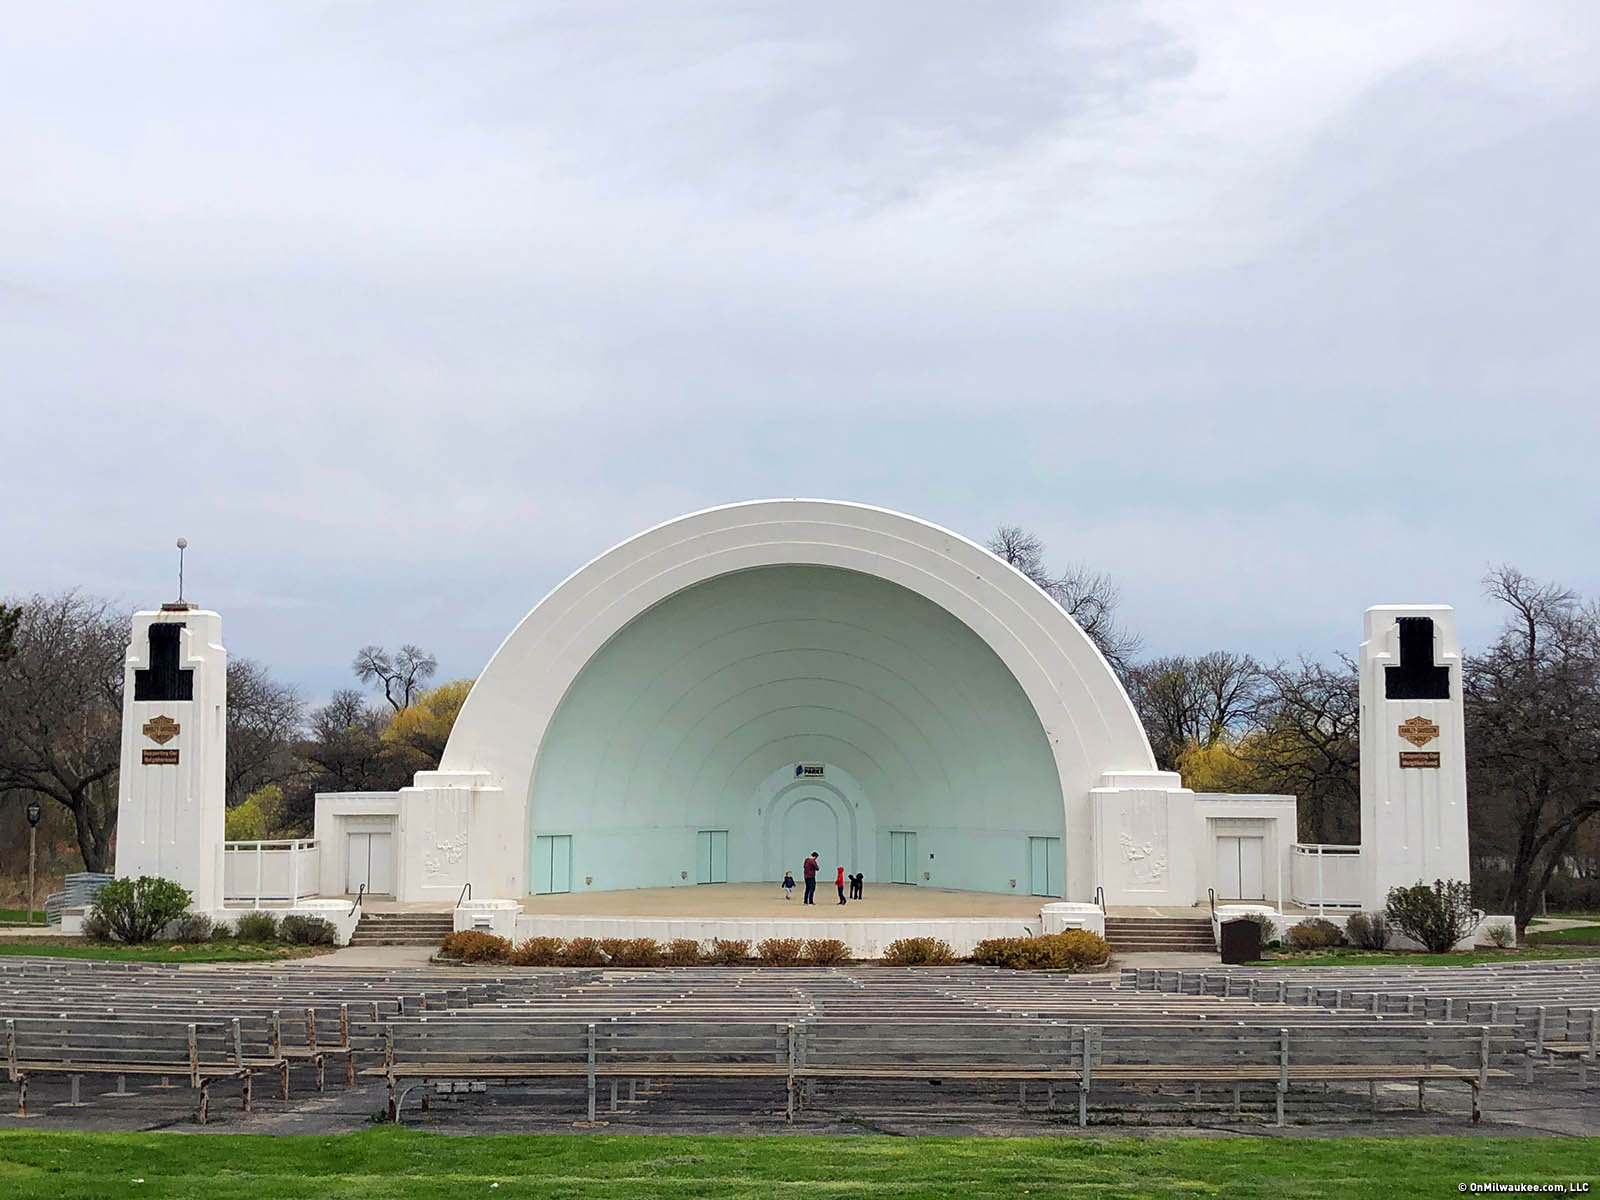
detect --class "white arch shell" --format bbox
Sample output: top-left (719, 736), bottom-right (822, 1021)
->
top-left (441, 499), bottom-right (1158, 835)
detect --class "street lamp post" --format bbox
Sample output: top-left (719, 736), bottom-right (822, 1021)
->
top-left (25, 801), bottom-right (42, 925)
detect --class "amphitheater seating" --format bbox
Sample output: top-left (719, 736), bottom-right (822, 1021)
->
top-left (0, 956), bottom-right (1590, 1128)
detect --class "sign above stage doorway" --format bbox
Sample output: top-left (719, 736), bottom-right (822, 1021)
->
top-left (795, 764), bottom-right (825, 778)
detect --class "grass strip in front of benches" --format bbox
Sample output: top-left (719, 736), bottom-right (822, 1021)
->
top-left (1, 1131), bottom-right (1598, 1200)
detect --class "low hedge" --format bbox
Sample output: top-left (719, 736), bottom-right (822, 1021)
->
top-left (970, 931), bottom-right (1110, 971)
top-left (438, 934), bottom-right (858, 966)
top-left (880, 937), bottom-right (958, 966)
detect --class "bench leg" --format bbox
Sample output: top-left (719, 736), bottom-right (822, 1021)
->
top-left (346, 1056), bottom-right (356, 1088)
top-left (316, 1057), bottom-right (325, 1093)
top-left (1047, 1083), bottom-right (1055, 1112)
top-left (198, 1081), bottom-right (210, 1125)
top-left (1369, 1079), bottom-right (1377, 1114)
top-left (1417, 1078), bottom-right (1426, 1113)
top-left (586, 1076), bottom-right (596, 1124)
top-left (629, 1079), bottom-right (637, 1103)
top-left (387, 1077), bottom-right (398, 1123)
top-left (785, 1077), bottom-right (794, 1123)
top-left (243, 1071), bottom-right (253, 1115)
top-left (1471, 1081), bottom-right (1480, 1124)
top-left (609, 1079), bottom-right (618, 1113)
top-left (1232, 1086), bottom-right (1241, 1115)
top-left (14, 1076), bottom-right (27, 1118)
top-left (280, 1063), bottom-right (290, 1101)
top-left (1275, 1089), bottom-right (1284, 1127)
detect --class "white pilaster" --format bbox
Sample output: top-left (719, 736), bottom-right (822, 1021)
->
top-left (1358, 605), bottom-right (1470, 908)
top-left (113, 606), bottom-right (227, 908)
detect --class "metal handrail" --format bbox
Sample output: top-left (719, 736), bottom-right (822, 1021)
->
top-left (1094, 885), bottom-right (1105, 914)
top-left (348, 882), bottom-right (366, 918)
top-left (457, 882), bottom-right (472, 908)
top-left (1207, 887), bottom-right (1217, 920)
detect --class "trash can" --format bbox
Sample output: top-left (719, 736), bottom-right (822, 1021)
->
top-left (1219, 918), bottom-right (1262, 964)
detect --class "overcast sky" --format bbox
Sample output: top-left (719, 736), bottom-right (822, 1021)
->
top-left (4, 1), bottom-right (1597, 703)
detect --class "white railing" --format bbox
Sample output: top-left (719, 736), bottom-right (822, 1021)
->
top-left (222, 839), bottom-right (320, 907)
top-left (1289, 843), bottom-right (1364, 915)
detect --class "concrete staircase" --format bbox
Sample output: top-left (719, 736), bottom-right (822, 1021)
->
top-left (1104, 915), bottom-right (1217, 954)
top-left (348, 911), bottom-right (455, 947)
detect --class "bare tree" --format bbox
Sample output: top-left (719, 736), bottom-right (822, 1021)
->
top-left (986, 525), bottom-right (1141, 671)
top-left (1249, 656), bottom-right (1361, 844)
top-left (352, 644), bottom-right (437, 712)
top-left (0, 593), bottom-right (126, 871)
top-left (1465, 566), bottom-right (1600, 931)
top-left (225, 658), bottom-right (303, 806)
top-left (1125, 651), bottom-right (1265, 770)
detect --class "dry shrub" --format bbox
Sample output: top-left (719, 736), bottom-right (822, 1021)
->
top-left (560, 937), bottom-right (606, 966)
top-left (1286, 918), bottom-right (1346, 951)
top-left (970, 930), bottom-right (1110, 971)
top-left (880, 937), bottom-right (958, 966)
top-left (710, 938), bottom-right (751, 965)
top-left (662, 938), bottom-right (702, 966)
top-left (440, 930), bottom-right (512, 963)
top-left (610, 938), bottom-right (663, 967)
top-left (1345, 911), bottom-right (1390, 950)
top-left (757, 937), bottom-right (804, 965)
top-left (509, 936), bottom-right (564, 966)
top-left (802, 938), bottom-right (850, 966)
top-left (1487, 922), bottom-right (1517, 949)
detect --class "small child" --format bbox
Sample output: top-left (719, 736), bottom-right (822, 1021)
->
top-left (782, 871), bottom-right (795, 900)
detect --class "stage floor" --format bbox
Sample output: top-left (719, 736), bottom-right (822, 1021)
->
top-left (516, 883), bottom-right (1046, 920)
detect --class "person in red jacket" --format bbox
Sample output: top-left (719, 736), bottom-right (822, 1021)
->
top-left (802, 852), bottom-right (819, 905)
top-left (835, 864), bottom-right (847, 905)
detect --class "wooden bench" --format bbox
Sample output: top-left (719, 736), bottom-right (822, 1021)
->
top-left (4, 1016), bottom-right (249, 1122)
top-left (1086, 1023), bottom-right (1517, 1126)
top-left (378, 1018), bottom-right (800, 1123)
top-left (791, 1019), bottom-right (1083, 1116)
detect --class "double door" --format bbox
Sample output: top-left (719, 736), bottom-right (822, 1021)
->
top-left (345, 831), bottom-right (393, 896)
top-left (532, 834), bottom-right (573, 895)
top-left (696, 829), bottom-right (728, 884)
top-left (1215, 835), bottom-right (1265, 900)
top-left (1028, 836), bottom-right (1062, 898)
top-left (888, 830), bottom-right (918, 885)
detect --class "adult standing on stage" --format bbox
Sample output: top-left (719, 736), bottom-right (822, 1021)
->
top-left (802, 851), bottom-right (819, 904)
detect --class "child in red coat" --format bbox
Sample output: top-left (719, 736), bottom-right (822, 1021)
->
top-left (835, 865), bottom-right (847, 905)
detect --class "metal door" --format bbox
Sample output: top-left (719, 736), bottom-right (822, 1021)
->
top-left (1215, 836), bottom-right (1263, 900)
top-left (345, 833), bottom-right (369, 894)
top-left (1028, 836), bottom-right (1061, 897)
top-left (1237, 836), bottom-right (1265, 900)
top-left (889, 830), bottom-right (917, 884)
top-left (696, 830), bottom-right (728, 884)
top-left (533, 834), bottom-right (573, 895)
top-left (367, 832), bottom-right (394, 895)
top-left (345, 831), bottom-right (394, 895)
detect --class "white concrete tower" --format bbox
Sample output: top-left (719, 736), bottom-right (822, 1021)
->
top-left (113, 604), bottom-right (228, 907)
top-left (1358, 605), bottom-right (1470, 908)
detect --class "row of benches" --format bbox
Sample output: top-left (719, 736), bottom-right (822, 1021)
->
top-left (361, 1014), bottom-right (1519, 1126)
top-left (1124, 963), bottom-right (1600, 1084)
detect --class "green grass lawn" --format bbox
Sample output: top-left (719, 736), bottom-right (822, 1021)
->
top-left (0, 1131), bottom-right (1595, 1200)
top-left (1251, 945), bottom-right (1600, 967)
top-left (0, 907), bottom-right (47, 926)
top-left (0, 938), bottom-right (331, 963)
top-left (1527, 924), bottom-right (1600, 946)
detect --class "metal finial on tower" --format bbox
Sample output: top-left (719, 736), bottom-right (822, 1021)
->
top-left (176, 538), bottom-right (188, 604)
